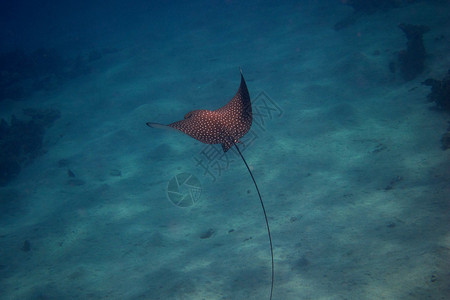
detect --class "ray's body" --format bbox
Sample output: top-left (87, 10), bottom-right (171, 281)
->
top-left (147, 70), bottom-right (274, 300)
top-left (149, 71), bottom-right (251, 152)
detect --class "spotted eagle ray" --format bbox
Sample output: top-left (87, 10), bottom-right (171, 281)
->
top-left (147, 70), bottom-right (274, 299)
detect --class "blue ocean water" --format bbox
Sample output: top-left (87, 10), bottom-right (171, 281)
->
top-left (0, 1), bottom-right (449, 299)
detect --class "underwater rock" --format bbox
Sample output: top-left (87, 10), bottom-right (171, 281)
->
top-left (199, 228), bottom-right (215, 239)
top-left (67, 169), bottom-right (76, 178)
top-left (22, 240), bottom-right (31, 252)
top-left (293, 256), bottom-right (310, 269)
top-left (397, 23), bottom-right (430, 81)
top-left (423, 72), bottom-right (450, 150)
top-left (0, 109), bottom-right (60, 186)
top-left (385, 175), bottom-right (402, 190)
top-left (387, 222), bottom-right (396, 228)
top-left (423, 69), bottom-right (450, 112)
top-left (441, 132), bottom-right (450, 150)
top-left (65, 169), bottom-right (87, 186)
top-left (372, 143), bottom-right (387, 153)
top-left (57, 159), bottom-right (70, 168)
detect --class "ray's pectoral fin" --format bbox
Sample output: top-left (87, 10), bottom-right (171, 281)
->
top-left (146, 122), bottom-right (179, 132)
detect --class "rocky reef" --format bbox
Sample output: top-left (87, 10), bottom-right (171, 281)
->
top-left (0, 108), bottom-right (60, 186)
top-left (441, 131), bottom-right (450, 150)
top-left (397, 23), bottom-right (429, 81)
top-left (422, 70), bottom-right (450, 150)
top-left (423, 69), bottom-right (450, 112)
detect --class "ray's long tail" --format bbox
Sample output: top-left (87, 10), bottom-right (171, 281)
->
top-left (233, 142), bottom-right (274, 300)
